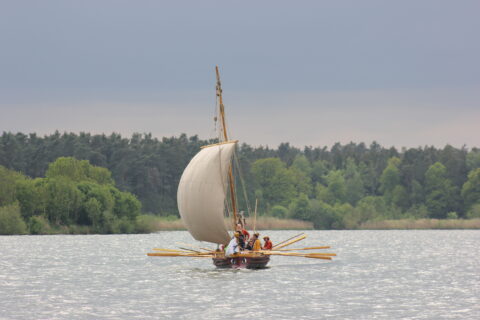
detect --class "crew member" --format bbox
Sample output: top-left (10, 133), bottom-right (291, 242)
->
top-left (262, 236), bottom-right (273, 250)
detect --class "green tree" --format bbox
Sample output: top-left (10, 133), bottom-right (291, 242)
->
top-left (44, 178), bottom-right (83, 225)
top-left (0, 203), bottom-right (27, 235)
top-left (343, 196), bottom-right (387, 229)
top-left (317, 170), bottom-right (347, 205)
top-left (461, 168), bottom-right (480, 211)
top-left (309, 200), bottom-right (349, 229)
top-left (424, 162), bottom-right (459, 218)
top-left (15, 179), bottom-right (42, 219)
top-left (28, 216), bottom-right (52, 234)
top-left (344, 158), bottom-right (365, 205)
top-left (270, 205), bottom-right (288, 218)
top-left (466, 150), bottom-right (480, 171)
top-left (109, 187), bottom-right (141, 220)
top-left (410, 180), bottom-right (424, 205)
top-left (289, 193), bottom-right (310, 221)
top-left (311, 160), bottom-right (329, 185)
top-left (0, 166), bottom-right (26, 206)
top-left (77, 182), bottom-right (115, 224)
top-left (252, 158), bottom-right (296, 208)
top-left (392, 185), bottom-right (409, 210)
top-left (46, 157), bottom-right (114, 185)
top-left (466, 203), bottom-right (480, 218)
top-left (379, 157), bottom-right (402, 205)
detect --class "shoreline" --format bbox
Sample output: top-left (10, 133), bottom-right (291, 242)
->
top-left (150, 216), bottom-right (314, 231)
top-left (3, 217), bottom-right (479, 235)
top-left (358, 218), bottom-right (480, 230)
top-left (148, 217), bottom-right (480, 232)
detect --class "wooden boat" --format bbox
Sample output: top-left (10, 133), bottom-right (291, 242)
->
top-left (147, 67), bottom-right (336, 267)
top-left (176, 67), bottom-right (270, 269)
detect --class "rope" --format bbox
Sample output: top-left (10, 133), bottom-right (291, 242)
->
top-left (233, 147), bottom-right (252, 218)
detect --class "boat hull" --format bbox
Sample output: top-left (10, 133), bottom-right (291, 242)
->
top-left (212, 253), bottom-right (270, 269)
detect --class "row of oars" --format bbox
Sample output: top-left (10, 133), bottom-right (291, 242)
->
top-left (147, 233), bottom-right (336, 260)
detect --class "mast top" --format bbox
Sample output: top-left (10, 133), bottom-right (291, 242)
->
top-left (215, 66), bottom-right (229, 142)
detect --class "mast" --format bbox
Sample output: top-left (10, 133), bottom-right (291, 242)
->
top-left (215, 66), bottom-right (238, 230)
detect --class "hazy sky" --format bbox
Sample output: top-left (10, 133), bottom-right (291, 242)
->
top-left (1, 1), bottom-right (479, 149)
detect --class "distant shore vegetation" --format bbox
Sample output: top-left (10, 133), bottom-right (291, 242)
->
top-left (0, 157), bottom-right (142, 235)
top-left (1, 131), bottom-right (480, 234)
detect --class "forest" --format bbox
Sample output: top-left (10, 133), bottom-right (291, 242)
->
top-left (1, 131), bottom-right (479, 234)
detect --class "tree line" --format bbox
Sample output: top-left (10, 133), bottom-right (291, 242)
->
top-left (0, 156), bottom-right (142, 234)
top-left (1, 131), bottom-right (479, 231)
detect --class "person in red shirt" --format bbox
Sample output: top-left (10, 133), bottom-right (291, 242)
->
top-left (262, 236), bottom-right (273, 250)
top-left (236, 222), bottom-right (250, 241)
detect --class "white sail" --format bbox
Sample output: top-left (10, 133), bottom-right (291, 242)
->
top-left (177, 141), bottom-right (237, 244)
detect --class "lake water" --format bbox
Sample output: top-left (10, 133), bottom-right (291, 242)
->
top-left (1, 230), bottom-right (479, 319)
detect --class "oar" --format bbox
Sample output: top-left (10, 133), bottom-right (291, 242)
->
top-left (263, 252), bottom-right (332, 260)
top-left (178, 247), bottom-right (202, 254)
top-left (272, 234), bottom-right (307, 250)
top-left (176, 242), bottom-right (210, 252)
top-left (153, 248), bottom-right (193, 253)
top-left (147, 252), bottom-right (213, 258)
top-left (258, 250), bottom-right (336, 257)
top-left (277, 246), bottom-right (331, 251)
top-left (271, 233), bottom-right (305, 250)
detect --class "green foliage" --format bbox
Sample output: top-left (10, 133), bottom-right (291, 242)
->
top-left (466, 203), bottom-right (480, 218)
top-left (15, 179), bottom-right (41, 219)
top-left (0, 166), bottom-right (26, 206)
top-left (0, 154), bottom-right (142, 234)
top-left (28, 216), bottom-right (52, 235)
top-left (135, 214), bottom-right (160, 233)
top-left (343, 196), bottom-right (387, 229)
top-left (291, 155), bottom-right (312, 175)
top-left (46, 157), bottom-right (114, 185)
top-left (1, 132), bottom-right (479, 230)
top-left (0, 203), bottom-right (27, 235)
top-left (317, 171), bottom-right (347, 205)
top-left (410, 180), bottom-right (424, 205)
top-left (379, 157), bottom-right (401, 204)
top-left (392, 185), bottom-right (409, 209)
top-left (45, 178), bottom-right (84, 225)
top-left (461, 168), bottom-right (480, 210)
top-left (310, 200), bottom-right (348, 229)
top-left (447, 212), bottom-right (458, 219)
top-left (252, 158), bottom-right (297, 208)
top-left (466, 150), bottom-right (480, 171)
top-left (113, 216), bottom-right (136, 234)
top-left (289, 167), bottom-right (313, 196)
top-left (270, 205), bottom-right (288, 218)
top-left (110, 187), bottom-right (142, 220)
top-left (425, 162), bottom-right (458, 218)
top-left (311, 160), bottom-right (329, 185)
top-left (344, 158), bottom-right (365, 205)
top-left (404, 204), bottom-right (429, 219)
top-left (289, 193), bottom-right (310, 220)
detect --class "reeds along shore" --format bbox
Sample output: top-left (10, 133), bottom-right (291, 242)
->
top-left (359, 218), bottom-right (480, 230)
top-left (149, 216), bottom-right (480, 231)
top-left (147, 216), bottom-right (313, 231)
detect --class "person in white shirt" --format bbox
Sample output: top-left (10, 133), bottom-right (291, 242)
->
top-left (225, 232), bottom-right (240, 257)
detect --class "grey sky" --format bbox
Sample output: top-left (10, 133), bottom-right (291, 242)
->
top-left (1, 1), bottom-right (479, 149)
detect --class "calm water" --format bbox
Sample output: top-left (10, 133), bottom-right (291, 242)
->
top-left (1, 230), bottom-right (479, 319)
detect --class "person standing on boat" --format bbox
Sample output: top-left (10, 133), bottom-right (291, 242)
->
top-left (262, 236), bottom-right (273, 250)
top-left (225, 232), bottom-right (240, 257)
top-left (236, 222), bottom-right (250, 241)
